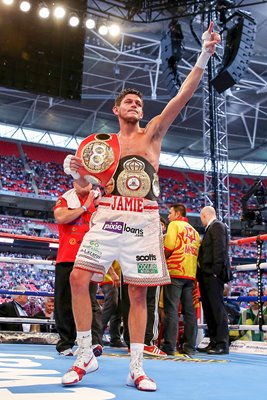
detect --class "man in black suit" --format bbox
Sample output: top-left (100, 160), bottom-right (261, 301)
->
top-left (197, 206), bottom-right (230, 354)
top-left (0, 285), bottom-right (30, 332)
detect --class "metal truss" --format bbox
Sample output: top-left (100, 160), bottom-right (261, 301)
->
top-left (81, 27), bottom-right (267, 100)
top-left (203, 77), bottom-right (231, 225)
top-left (87, 0), bottom-right (201, 23)
top-left (87, 1), bottom-right (267, 23)
top-left (202, 26), bottom-right (231, 227)
top-left (82, 29), bottom-right (162, 100)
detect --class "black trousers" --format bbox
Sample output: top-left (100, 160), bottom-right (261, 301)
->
top-left (54, 262), bottom-right (103, 353)
top-left (101, 284), bottom-right (122, 342)
top-left (198, 273), bottom-right (229, 347)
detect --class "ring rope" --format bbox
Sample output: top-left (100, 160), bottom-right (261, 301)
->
top-left (1, 257), bottom-right (266, 270)
top-left (232, 233), bottom-right (267, 245)
top-left (198, 324), bottom-right (267, 332)
top-left (1, 231), bottom-right (267, 245)
top-left (235, 263), bottom-right (267, 271)
top-left (0, 288), bottom-right (103, 300)
top-left (226, 296), bottom-right (267, 302)
top-left (1, 290), bottom-right (265, 304)
top-left (0, 257), bottom-right (55, 266)
top-left (0, 232), bottom-right (58, 243)
top-left (0, 317), bottom-right (55, 325)
top-left (0, 289), bottom-right (54, 297)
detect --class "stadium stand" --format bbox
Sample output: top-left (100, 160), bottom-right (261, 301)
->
top-left (1, 140), bottom-right (267, 225)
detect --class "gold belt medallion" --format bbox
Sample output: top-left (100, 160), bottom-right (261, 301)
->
top-left (81, 139), bottom-right (115, 173)
top-left (116, 158), bottom-right (151, 197)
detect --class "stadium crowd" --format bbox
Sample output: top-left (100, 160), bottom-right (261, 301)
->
top-left (1, 153), bottom-right (264, 218)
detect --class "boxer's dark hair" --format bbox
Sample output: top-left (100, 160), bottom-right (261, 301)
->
top-left (115, 88), bottom-right (144, 107)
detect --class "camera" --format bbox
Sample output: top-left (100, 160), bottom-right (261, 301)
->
top-left (241, 179), bottom-right (267, 227)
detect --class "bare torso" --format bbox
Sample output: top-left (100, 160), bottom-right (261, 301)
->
top-left (117, 117), bottom-right (162, 172)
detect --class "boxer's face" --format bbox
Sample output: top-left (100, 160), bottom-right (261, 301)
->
top-left (113, 94), bottom-right (143, 123)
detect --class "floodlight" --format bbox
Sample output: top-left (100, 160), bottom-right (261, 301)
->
top-left (69, 14), bottom-right (80, 27)
top-left (39, 3), bottom-right (50, 19)
top-left (20, 1), bottom-right (31, 12)
top-left (98, 24), bottom-right (108, 36)
top-left (2, 0), bottom-right (14, 5)
top-left (109, 24), bottom-right (121, 37)
top-left (54, 6), bottom-right (66, 19)
top-left (85, 18), bottom-right (95, 29)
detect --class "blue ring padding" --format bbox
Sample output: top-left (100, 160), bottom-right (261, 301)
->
top-left (1, 290), bottom-right (265, 302)
top-left (227, 296), bottom-right (267, 302)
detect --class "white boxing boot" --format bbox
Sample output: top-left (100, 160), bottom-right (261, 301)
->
top-left (127, 344), bottom-right (157, 391)
top-left (62, 336), bottom-right (98, 386)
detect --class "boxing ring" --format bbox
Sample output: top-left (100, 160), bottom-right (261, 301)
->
top-left (0, 232), bottom-right (266, 400)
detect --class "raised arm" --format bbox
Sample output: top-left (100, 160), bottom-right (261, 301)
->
top-left (156, 22), bottom-right (220, 139)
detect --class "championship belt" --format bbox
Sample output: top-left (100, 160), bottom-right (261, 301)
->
top-left (75, 133), bottom-right (120, 187)
top-left (116, 157), bottom-right (152, 198)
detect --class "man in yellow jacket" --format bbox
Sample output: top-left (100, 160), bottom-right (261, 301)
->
top-left (162, 203), bottom-right (200, 355)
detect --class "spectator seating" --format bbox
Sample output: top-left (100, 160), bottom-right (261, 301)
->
top-left (1, 141), bottom-right (266, 219)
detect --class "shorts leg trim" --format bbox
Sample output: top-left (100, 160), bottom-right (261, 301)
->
top-left (123, 275), bottom-right (171, 287)
top-left (73, 262), bottom-right (105, 283)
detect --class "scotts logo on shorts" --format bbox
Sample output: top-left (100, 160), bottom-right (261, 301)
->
top-left (136, 254), bottom-right (156, 262)
top-left (103, 221), bottom-right (143, 236)
top-left (137, 263), bottom-right (158, 274)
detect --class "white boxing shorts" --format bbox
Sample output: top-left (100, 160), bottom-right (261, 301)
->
top-left (74, 195), bottom-right (171, 286)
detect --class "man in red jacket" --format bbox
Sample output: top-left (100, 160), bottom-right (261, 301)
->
top-left (54, 182), bottom-right (103, 356)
